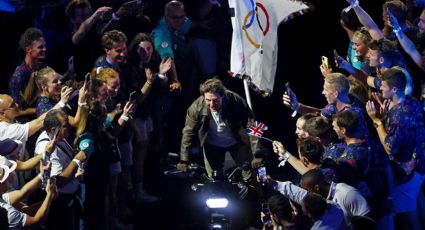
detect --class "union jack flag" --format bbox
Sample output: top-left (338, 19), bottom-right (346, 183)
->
top-left (247, 121), bottom-right (268, 137)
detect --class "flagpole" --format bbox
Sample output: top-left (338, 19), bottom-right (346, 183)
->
top-left (257, 136), bottom-right (273, 143)
top-left (243, 79), bottom-right (253, 110)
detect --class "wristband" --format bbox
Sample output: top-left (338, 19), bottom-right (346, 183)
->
top-left (393, 27), bottom-right (401, 35)
top-left (58, 101), bottom-right (66, 108)
top-left (373, 120), bottom-right (383, 128)
top-left (278, 151), bottom-right (291, 168)
top-left (120, 115), bottom-right (129, 122)
top-left (157, 73), bottom-right (167, 79)
top-left (73, 158), bottom-right (82, 168)
top-left (37, 174), bottom-right (43, 181)
top-left (78, 101), bottom-right (87, 107)
top-left (352, 0), bottom-right (359, 8)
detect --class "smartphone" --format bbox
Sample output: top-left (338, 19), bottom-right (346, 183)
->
top-left (334, 49), bottom-right (342, 65)
top-left (129, 91), bottom-right (136, 101)
top-left (53, 127), bottom-right (60, 139)
top-left (257, 166), bottom-right (267, 183)
top-left (285, 83), bottom-right (298, 117)
top-left (321, 56), bottom-right (329, 69)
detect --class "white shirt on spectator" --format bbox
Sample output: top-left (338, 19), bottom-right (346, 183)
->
top-left (35, 131), bottom-right (79, 194)
top-left (327, 182), bottom-right (371, 223)
top-left (0, 200), bottom-right (26, 230)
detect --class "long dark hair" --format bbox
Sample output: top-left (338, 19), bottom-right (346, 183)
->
top-left (127, 33), bottom-right (158, 67)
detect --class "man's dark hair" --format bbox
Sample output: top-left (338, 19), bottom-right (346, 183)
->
top-left (383, 1), bottom-right (408, 25)
top-left (302, 193), bottom-right (328, 221)
top-left (304, 117), bottom-right (330, 140)
top-left (301, 169), bottom-right (327, 188)
top-left (368, 39), bottom-right (406, 68)
top-left (199, 78), bottom-right (226, 96)
top-left (340, 8), bottom-right (361, 31)
top-left (381, 67), bottom-right (407, 91)
top-left (101, 30), bottom-right (127, 50)
top-left (19, 27), bottom-right (44, 50)
top-left (65, 0), bottom-right (92, 19)
top-left (332, 110), bottom-right (366, 139)
top-left (44, 109), bottom-right (66, 131)
top-left (296, 137), bottom-right (324, 164)
top-left (267, 194), bottom-right (295, 224)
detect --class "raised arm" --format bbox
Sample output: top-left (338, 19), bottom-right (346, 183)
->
top-left (348, 0), bottom-right (384, 40)
top-left (24, 179), bottom-right (56, 227)
top-left (72, 6), bottom-right (111, 44)
top-left (388, 11), bottom-right (424, 70)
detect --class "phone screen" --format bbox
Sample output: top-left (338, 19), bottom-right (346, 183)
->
top-left (257, 166), bottom-right (267, 183)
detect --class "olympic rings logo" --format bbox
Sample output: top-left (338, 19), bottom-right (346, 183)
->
top-left (243, 1), bottom-right (270, 49)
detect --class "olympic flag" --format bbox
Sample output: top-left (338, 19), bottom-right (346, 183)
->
top-left (229, 0), bottom-right (309, 95)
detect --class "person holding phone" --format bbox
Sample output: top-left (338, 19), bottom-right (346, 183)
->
top-left (34, 109), bottom-right (87, 229)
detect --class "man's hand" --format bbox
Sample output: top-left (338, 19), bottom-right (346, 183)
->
top-left (115, 0), bottom-right (142, 18)
top-left (45, 178), bottom-right (58, 199)
top-left (39, 160), bottom-right (52, 177)
top-left (366, 100), bottom-right (379, 121)
top-left (176, 162), bottom-right (188, 172)
top-left (92, 6), bottom-right (112, 21)
top-left (45, 129), bottom-right (60, 154)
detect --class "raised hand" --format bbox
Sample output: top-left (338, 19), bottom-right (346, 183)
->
top-left (366, 100), bottom-right (379, 121)
top-left (159, 58), bottom-right (172, 75)
top-left (92, 6), bottom-right (112, 20)
top-left (169, 81), bottom-right (182, 91)
top-left (282, 90), bottom-right (299, 111)
top-left (60, 86), bottom-right (74, 104)
top-left (272, 141), bottom-right (286, 155)
top-left (145, 68), bottom-right (154, 84)
top-left (387, 8), bottom-right (400, 30)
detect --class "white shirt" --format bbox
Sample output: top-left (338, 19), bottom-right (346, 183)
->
top-left (0, 122), bottom-right (29, 142)
top-left (35, 131), bottom-right (79, 194)
top-left (0, 122), bottom-right (28, 160)
top-left (0, 200), bottom-right (26, 230)
top-left (327, 182), bottom-right (371, 223)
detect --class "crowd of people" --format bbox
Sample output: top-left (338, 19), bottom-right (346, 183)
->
top-left (0, 0), bottom-right (424, 229)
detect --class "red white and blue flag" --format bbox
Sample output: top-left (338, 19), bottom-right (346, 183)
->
top-left (247, 121), bottom-right (268, 137)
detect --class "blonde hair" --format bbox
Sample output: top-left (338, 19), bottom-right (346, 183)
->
top-left (353, 27), bottom-right (372, 45)
top-left (325, 73), bottom-right (349, 96)
top-left (94, 67), bottom-right (119, 84)
top-left (23, 66), bottom-right (55, 105)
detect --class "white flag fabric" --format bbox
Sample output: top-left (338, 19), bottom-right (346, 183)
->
top-left (229, 0), bottom-right (309, 94)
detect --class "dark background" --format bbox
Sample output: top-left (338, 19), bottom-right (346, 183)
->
top-left (0, 0), bottom-right (387, 229)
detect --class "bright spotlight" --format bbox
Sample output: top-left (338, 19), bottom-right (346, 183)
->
top-left (206, 198), bottom-right (229, 208)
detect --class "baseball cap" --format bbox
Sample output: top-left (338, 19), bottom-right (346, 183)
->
top-left (0, 139), bottom-right (22, 158)
top-left (0, 156), bottom-right (17, 183)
